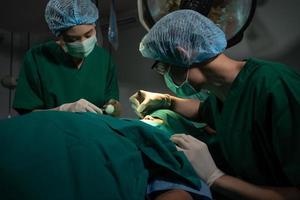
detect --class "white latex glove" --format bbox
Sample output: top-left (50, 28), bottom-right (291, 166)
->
top-left (129, 90), bottom-right (172, 118)
top-left (171, 134), bottom-right (225, 186)
top-left (59, 99), bottom-right (103, 114)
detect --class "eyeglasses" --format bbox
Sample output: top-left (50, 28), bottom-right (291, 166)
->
top-left (152, 61), bottom-right (189, 86)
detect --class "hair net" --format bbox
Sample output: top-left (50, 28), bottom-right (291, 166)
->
top-left (139, 10), bottom-right (227, 68)
top-left (45, 0), bottom-right (99, 36)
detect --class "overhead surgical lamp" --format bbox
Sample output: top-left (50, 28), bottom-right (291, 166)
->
top-left (137, 0), bottom-right (257, 48)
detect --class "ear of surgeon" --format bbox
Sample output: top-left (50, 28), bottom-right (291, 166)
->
top-left (130, 9), bottom-right (228, 118)
top-left (139, 9), bottom-right (227, 67)
top-left (131, 11), bottom-right (236, 186)
top-left (131, 10), bottom-right (245, 118)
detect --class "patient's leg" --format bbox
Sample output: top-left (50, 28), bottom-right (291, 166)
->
top-left (153, 189), bottom-right (194, 200)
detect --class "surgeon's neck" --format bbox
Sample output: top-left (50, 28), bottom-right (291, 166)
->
top-left (72, 58), bottom-right (84, 69)
top-left (201, 54), bottom-right (245, 102)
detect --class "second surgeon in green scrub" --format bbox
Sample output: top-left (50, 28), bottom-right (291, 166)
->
top-left (130, 10), bottom-right (300, 200)
top-left (13, 0), bottom-right (120, 115)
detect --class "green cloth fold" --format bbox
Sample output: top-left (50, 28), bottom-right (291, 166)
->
top-left (0, 111), bottom-right (200, 200)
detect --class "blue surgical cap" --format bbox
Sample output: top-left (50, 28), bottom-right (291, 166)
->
top-left (45, 0), bottom-right (99, 36)
top-left (139, 10), bottom-right (227, 68)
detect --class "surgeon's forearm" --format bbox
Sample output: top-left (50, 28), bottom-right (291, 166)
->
top-left (211, 175), bottom-right (300, 200)
top-left (169, 96), bottom-right (201, 120)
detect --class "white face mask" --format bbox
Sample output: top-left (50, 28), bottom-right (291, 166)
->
top-left (63, 35), bottom-right (97, 58)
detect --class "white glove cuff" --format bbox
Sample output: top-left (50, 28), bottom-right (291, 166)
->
top-left (207, 169), bottom-right (225, 187)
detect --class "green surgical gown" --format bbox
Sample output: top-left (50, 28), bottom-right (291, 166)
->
top-left (13, 41), bottom-right (119, 112)
top-left (148, 109), bottom-right (207, 136)
top-left (200, 58), bottom-right (300, 187)
top-left (0, 111), bottom-right (200, 200)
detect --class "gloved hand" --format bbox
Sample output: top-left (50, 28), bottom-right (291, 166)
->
top-left (129, 90), bottom-right (172, 118)
top-left (171, 134), bottom-right (225, 186)
top-left (59, 99), bottom-right (103, 114)
top-left (103, 99), bottom-right (122, 117)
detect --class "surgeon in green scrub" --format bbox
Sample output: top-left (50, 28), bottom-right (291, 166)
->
top-left (13, 0), bottom-right (120, 115)
top-left (130, 10), bottom-right (300, 199)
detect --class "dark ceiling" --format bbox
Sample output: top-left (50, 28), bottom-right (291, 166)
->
top-left (0, 0), bottom-right (137, 33)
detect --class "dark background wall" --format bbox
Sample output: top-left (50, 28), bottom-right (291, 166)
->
top-left (0, 0), bottom-right (299, 119)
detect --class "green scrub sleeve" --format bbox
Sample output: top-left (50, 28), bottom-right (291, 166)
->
top-left (198, 95), bottom-right (217, 129)
top-left (270, 78), bottom-right (300, 186)
top-left (13, 51), bottom-right (44, 112)
top-left (104, 58), bottom-right (119, 102)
